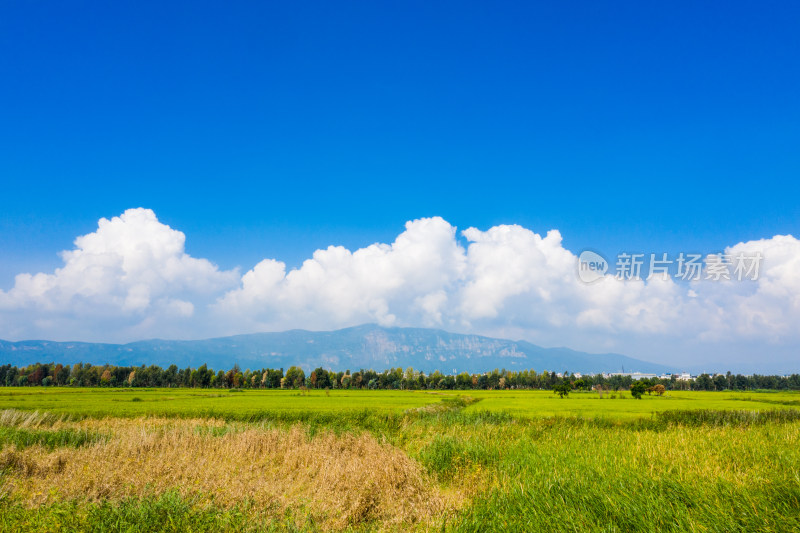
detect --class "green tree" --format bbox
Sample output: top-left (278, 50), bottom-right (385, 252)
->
top-left (284, 366), bottom-right (305, 388)
top-left (553, 380), bottom-right (572, 398)
top-left (694, 373), bottom-right (713, 391)
top-left (630, 381), bottom-right (646, 399)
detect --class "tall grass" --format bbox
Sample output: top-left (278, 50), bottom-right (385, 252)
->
top-left (655, 408), bottom-right (800, 426)
top-left (411, 414), bottom-right (800, 532)
top-left (0, 426), bottom-right (103, 450)
top-left (0, 409), bottom-right (72, 428)
top-left (0, 409), bottom-right (105, 450)
top-left (0, 417), bottom-right (460, 531)
top-left (0, 492), bottom-right (298, 533)
top-left (2, 394), bottom-right (800, 531)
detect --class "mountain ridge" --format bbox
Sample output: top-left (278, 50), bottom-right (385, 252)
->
top-left (0, 324), bottom-right (673, 374)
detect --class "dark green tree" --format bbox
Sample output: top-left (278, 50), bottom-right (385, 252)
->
top-left (284, 366), bottom-right (305, 388)
top-left (630, 381), bottom-right (646, 399)
top-left (553, 380), bottom-right (572, 398)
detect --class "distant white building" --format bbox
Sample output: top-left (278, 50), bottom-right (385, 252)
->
top-left (603, 372), bottom-right (657, 381)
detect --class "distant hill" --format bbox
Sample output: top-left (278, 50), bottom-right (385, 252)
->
top-left (0, 324), bottom-right (673, 374)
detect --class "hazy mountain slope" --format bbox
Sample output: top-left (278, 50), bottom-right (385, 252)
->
top-left (0, 324), bottom-right (672, 374)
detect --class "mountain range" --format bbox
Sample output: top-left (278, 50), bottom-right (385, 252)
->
top-left (0, 324), bottom-right (673, 374)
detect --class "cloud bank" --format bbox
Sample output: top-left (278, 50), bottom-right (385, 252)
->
top-left (0, 209), bottom-right (239, 341)
top-left (2, 208), bottom-right (799, 371)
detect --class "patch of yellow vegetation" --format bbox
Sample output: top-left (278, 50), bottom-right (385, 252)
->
top-left (0, 417), bottom-right (461, 530)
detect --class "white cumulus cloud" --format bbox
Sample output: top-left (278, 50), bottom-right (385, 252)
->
top-left (2, 208), bottom-right (800, 371)
top-left (215, 216), bottom-right (466, 331)
top-left (0, 208), bottom-right (238, 340)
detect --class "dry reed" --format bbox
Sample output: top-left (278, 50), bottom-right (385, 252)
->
top-left (0, 416), bottom-right (461, 530)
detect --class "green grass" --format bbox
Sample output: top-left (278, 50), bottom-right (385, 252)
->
top-left (0, 426), bottom-right (104, 450)
top-left (2, 388), bottom-right (798, 423)
top-left (433, 417), bottom-right (800, 532)
top-left (0, 387), bottom-right (442, 422)
top-left (457, 389), bottom-right (800, 420)
top-left (1, 388), bottom-right (799, 531)
top-left (0, 492), bottom-right (304, 532)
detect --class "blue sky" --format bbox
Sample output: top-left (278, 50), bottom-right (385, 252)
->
top-left (1, 1), bottom-right (799, 371)
top-left (3, 0), bottom-right (799, 274)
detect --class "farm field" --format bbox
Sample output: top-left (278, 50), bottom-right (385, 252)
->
top-left (2, 387), bottom-right (798, 421)
top-left (1, 388), bottom-right (799, 532)
top-left (0, 388), bottom-right (440, 422)
top-left (461, 389), bottom-right (800, 419)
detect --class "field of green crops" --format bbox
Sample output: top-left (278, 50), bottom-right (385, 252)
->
top-left (462, 389), bottom-right (800, 419)
top-left (0, 387), bottom-right (438, 421)
top-left (2, 387), bottom-right (798, 421)
top-left (1, 387), bottom-right (799, 532)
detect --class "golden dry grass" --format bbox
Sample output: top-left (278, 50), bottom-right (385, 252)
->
top-left (0, 417), bottom-right (462, 530)
top-left (0, 409), bottom-right (70, 428)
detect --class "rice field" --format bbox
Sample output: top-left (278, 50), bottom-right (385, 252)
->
top-left (0, 388), bottom-right (440, 421)
top-left (462, 389), bottom-right (800, 419)
top-left (1, 388), bottom-right (798, 531)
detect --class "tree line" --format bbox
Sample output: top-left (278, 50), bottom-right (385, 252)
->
top-left (0, 362), bottom-right (799, 391)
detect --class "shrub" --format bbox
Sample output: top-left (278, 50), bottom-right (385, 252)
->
top-left (630, 381), bottom-right (646, 399)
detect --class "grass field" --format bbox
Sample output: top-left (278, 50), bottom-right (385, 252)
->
top-left (1, 387), bottom-right (799, 531)
top-left (462, 389), bottom-right (800, 419)
top-left (0, 388), bottom-right (439, 422)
